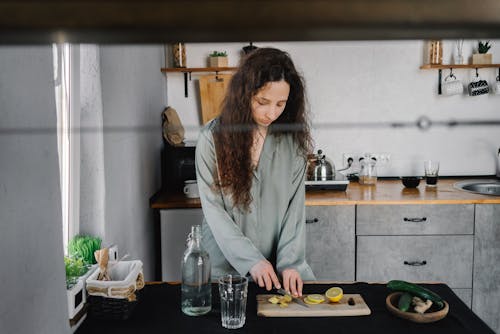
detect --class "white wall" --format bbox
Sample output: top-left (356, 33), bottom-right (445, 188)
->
top-left (167, 40), bottom-right (500, 176)
top-left (0, 46), bottom-right (70, 334)
top-left (99, 45), bottom-right (165, 280)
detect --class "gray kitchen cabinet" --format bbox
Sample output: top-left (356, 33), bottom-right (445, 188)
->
top-left (356, 204), bottom-right (474, 308)
top-left (472, 204), bottom-right (500, 333)
top-left (357, 235), bottom-right (473, 287)
top-left (356, 204), bottom-right (474, 235)
top-left (160, 208), bottom-right (204, 281)
top-left (305, 205), bottom-right (355, 281)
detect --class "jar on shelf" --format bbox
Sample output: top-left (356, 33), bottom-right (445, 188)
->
top-left (172, 42), bottom-right (186, 68)
top-left (428, 40), bottom-right (443, 65)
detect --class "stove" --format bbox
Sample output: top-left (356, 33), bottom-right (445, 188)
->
top-left (305, 173), bottom-right (349, 191)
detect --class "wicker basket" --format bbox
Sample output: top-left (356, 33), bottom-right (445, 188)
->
top-left (86, 260), bottom-right (144, 320)
top-left (88, 289), bottom-right (142, 320)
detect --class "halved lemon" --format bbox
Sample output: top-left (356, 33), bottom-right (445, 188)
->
top-left (305, 294), bottom-right (325, 304)
top-left (325, 287), bottom-right (343, 303)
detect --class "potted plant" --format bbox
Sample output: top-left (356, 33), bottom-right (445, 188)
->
top-left (65, 235), bottom-right (101, 322)
top-left (208, 50), bottom-right (228, 67)
top-left (472, 40), bottom-right (492, 64)
top-left (65, 256), bottom-right (89, 321)
top-left (68, 235), bottom-right (102, 265)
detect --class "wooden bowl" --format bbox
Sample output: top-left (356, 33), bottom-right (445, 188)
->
top-left (386, 292), bottom-right (449, 323)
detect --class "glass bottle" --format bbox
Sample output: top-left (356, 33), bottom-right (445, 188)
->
top-left (181, 225), bottom-right (211, 316)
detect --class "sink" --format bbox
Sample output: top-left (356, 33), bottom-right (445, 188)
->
top-left (454, 179), bottom-right (500, 196)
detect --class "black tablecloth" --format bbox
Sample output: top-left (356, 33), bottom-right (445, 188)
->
top-left (76, 282), bottom-right (494, 334)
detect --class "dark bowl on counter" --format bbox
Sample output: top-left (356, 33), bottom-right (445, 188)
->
top-left (401, 176), bottom-right (422, 188)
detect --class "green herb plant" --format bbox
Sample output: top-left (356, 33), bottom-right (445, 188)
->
top-left (209, 51), bottom-right (228, 57)
top-left (68, 235), bottom-right (102, 265)
top-left (478, 41), bottom-right (492, 54)
top-left (64, 256), bottom-right (88, 289)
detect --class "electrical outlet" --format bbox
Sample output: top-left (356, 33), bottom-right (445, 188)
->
top-left (342, 152), bottom-right (391, 169)
top-left (342, 153), bottom-right (362, 170)
top-left (369, 153), bottom-right (391, 166)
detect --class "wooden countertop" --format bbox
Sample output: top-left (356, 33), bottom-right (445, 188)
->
top-left (150, 178), bottom-right (500, 209)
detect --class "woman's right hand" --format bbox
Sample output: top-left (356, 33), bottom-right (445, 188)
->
top-left (249, 260), bottom-right (281, 291)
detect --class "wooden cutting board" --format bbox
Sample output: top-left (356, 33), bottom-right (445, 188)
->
top-left (257, 294), bottom-right (371, 317)
top-left (198, 74), bottom-right (232, 125)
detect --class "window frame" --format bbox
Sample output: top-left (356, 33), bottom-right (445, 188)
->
top-left (54, 43), bottom-right (80, 253)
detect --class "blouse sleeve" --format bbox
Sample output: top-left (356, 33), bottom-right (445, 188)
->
top-left (195, 127), bottom-right (266, 276)
top-left (275, 154), bottom-right (316, 280)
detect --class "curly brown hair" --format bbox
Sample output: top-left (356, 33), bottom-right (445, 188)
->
top-left (213, 47), bottom-right (312, 212)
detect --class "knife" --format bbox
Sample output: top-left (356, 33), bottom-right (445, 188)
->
top-left (276, 288), bottom-right (310, 308)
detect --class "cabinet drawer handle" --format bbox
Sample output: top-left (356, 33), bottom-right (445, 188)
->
top-left (306, 218), bottom-right (319, 224)
top-left (404, 260), bottom-right (427, 266)
top-left (403, 217), bottom-right (427, 223)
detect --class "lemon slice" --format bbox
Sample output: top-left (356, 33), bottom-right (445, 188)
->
top-left (304, 298), bottom-right (318, 305)
top-left (305, 294), bottom-right (325, 304)
top-left (325, 287), bottom-right (343, 303)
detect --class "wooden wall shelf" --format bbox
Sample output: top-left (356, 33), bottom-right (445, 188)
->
top-left (420, 64), bottom-right (500, 95)
top-left (161, 67), bottom-right (237, 97)
top-left (161, 67), bottom-right (237, 73)
top-left (420, 64), bottom-right (500, 70)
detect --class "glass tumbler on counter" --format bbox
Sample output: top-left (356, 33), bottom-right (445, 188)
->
top-left (218, 274), bottom-right (248, 329)
top-left (424, 160), bottom-right (440, 186)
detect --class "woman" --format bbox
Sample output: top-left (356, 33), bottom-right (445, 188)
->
top-left (195, 47), bottom-right (315, 297)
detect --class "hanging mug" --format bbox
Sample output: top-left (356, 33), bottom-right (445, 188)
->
top-left (468, 70), bottom-right (489, 96)
top-left (494, 73), bottom-right (500, 95)
top-left (442, 72), bottom-right (463, 96)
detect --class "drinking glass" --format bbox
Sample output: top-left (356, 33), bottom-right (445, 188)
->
top-left (424, 160), bottom-right (440, 186)
top-left (218, 274), bottom-right (248, 329)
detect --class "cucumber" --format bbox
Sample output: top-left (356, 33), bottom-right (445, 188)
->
top-left (397, 292), bottom-right (413, 312)
top-left (387, 280), bottom-right (444, 309)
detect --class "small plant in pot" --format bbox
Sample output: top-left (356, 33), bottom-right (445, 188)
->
top-left (65, 256), bottom-right (88, 289)
top-left (472, 40), bottom-right (493, 64)
top-left (65, 255), bottom-right (89, 321)
top-left (209, 50), bottom-right (228, 67)
top-left (65, 235), bottom-right (101, 321)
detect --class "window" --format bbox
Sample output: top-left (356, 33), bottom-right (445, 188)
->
top-left (53, 44), bottom-right (80, 254)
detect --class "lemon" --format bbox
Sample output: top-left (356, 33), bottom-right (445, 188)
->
top-left (325, 287), bottom-right (343, 303)
top-left (305, 294), bottom-right (325, 304)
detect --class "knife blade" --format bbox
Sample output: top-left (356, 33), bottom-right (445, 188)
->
top-left (276, 288), bottom-right (310, 308)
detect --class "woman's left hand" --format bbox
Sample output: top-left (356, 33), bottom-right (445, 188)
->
top-left (281, 268), bottom-right (303, 297)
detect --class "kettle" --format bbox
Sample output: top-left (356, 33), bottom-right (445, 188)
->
top-left (307, 149), bottom-right (335, 181)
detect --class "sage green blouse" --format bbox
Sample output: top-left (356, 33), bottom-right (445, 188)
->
top-left (195, 119), bottom-right (315, 281)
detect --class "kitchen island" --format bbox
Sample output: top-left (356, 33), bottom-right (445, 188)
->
top-left (76, 282), bottom-right (494, 334)
top-left (150, 177), bottom-right (500, 332)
